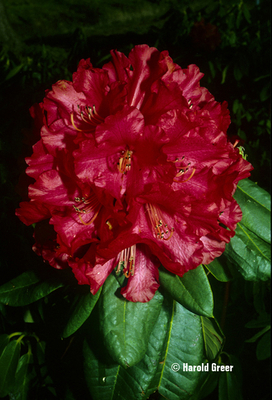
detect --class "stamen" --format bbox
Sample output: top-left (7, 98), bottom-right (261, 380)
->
top-left (117, 149), bottom-right (133, 174)
top-left (106, 220), bottom-right (113, 230)
top-left (146, 204), bottom-right (174, 240)
top-left (71, 113), bottom-right (83, 131)
top-left (72, 193), bottom-right (101, 225)
top-left (116, 245), bottom-right (136, 277)
top-left (70, 104), bottom-right (104, 132)
top-left (78, 210), bottom-right (100, 226)
top-left (174, 167), bottom-right (196, 183)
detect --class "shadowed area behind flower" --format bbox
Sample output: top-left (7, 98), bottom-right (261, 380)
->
top-left (15, 44), bottom-right (253, 302)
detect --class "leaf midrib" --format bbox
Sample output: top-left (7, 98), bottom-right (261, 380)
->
top-left (236, 184), bottom-right (270, 212)
top-left (237, 222), bottom-right (270, 261)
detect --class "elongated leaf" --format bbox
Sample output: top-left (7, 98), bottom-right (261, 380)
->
top-left (218, 355), bottom-right (243, 400)
top-left (0, 340), bottom-right (21, 397)
top-left (234, 179), bottom-right (271, 243)
top-left (12, 352), bottom-right (34, 400)
top-left (84, 295), bottom-right (214, 400)
top-left (245, 325), bottom-right (270, 343)
top-left (195, 371), bottom-right (219, 400)
top-left (158, 301), bottom-right (207, 400)
top-left (159, 264), bottom-right (214, 317)
top-left (204, 258), bottom-right (233, 282)
top-left (5, 64), bottom-right (24, 81)
top-left (201, 317), bottom-right (225, 361)
top-left (256, 330), bottom-right (271, 360)
top-left (99, 274), bottom-right (163, 368)
top-left (245, 312), bottom-right (270, 328)
top-left (83, 295), bottom-right (172, 400)
top-left (0, 334), bottom-right (9, 357)
top-left (225, 180), bottom-right (271, 281)
top-left (225, 222), bottom-right (271, 281)
top-left (0, 271), bottom-right (64, 306)
top-left (62, 288), bottom-right (102, 338)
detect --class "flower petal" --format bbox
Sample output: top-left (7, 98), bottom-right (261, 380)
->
top-left (121, 244), bottom-right (160, 302)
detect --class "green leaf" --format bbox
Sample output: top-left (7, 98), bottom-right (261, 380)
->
top-left (5, 64), bottom-right (24, 81)
top-left (234, 179), bottom-right (271, 243)
top-left (23, 308), bottom-right (35, 323)
top-left (218, 355), bottom-right (243, 400)
top-left (195, 371), bottom-right (219, 400)
top-left (224, 222), bottom-right (271, 281)
top-left (12, 352), bottom-right (34, 400)
top-left (260, 84), bottom-right (270, 102)
top-left (256, 330), bottom-right (271, 360)
top-left (83, 295), bottom-right (172, 400)
top-left (0, 334), bottom-right (9, 358)
top-left (99, 273), bottom-right (163, 368)
top-left (159, 264), bottom-right (214, 317)
top-left (232, 99), bottom-right (240, 114)
top-left (204, 258), bottom-right (233, 282)
top-left (0, 340), bottom-right (21, 397)
top-left (62, 288), bottom-right (102, 338)
top-left (233, 65), bottom-right (243, 81)
top-left (236, 9), bottom-right (242, 29)
top-left (158, 301), bottom-right (207, 400)
top-left (242, 3), bottom-right (251, 23)
top-left (225, 181), bottom-right (271, 281)
top-left (245, 312), bottom-right (270, 328)
top-left (229, 31), bottom-right (236, 46)
top-left (84, 297), bottom-right (210, 400)
top-left (221, 65), bottom-right (228, 84)
top-left (201, 317), bottom-right (225, 361)
top-left (209, 61), bottom-right (216, 78)
top-left (246, 325), bottom-right (270, 343)
top-left (0, 271), bottom-right (64, 306)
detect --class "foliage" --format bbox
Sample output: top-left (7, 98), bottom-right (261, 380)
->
top-left (0, 179), bottom-right (270, 399)
top-left (0, 0), bottom-right (270, 399)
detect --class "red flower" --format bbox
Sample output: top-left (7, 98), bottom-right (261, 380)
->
top-left (16, 45), bottom-right (253, 302)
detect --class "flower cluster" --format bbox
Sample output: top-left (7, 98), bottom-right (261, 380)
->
top-left (16, 45), bottom-right (252, 302)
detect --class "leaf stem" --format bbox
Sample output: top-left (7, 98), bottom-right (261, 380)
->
top-left (8, 331), bottom-right (22, 339)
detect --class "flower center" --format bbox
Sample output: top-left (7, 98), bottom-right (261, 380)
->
top-left (73, 193), bottom-right (102, 225)
top-left (188, 98), bottom-right (193, 109)
top-left (71, 104), bottom-right (104, 131)
top-left (116, 245), bottom-right (136, 278)
top-left (168, 157), bottom-right (196, 183)
top-left (117, 149), bottom-right (133, 174)
top-left (146, 204), bottom-right (174, 240)
top-left (174, 166), bottom-right (196, 183)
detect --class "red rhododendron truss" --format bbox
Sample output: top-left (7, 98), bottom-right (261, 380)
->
top-left (16, 45), bottom-right (253, 302)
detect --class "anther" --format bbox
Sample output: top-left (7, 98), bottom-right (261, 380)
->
top-left (118, 150), bottom-right (133, 174)
top-left (146, 204), bottom-right (174, 241)
top-left (72, 193), bottom-right (101, 225)
top-left (70, 104), bottom-right (104, 131)
top-left (116, 245), bottom-right (136, 277)
top-left (174, 167), bottom-right (196, 183)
